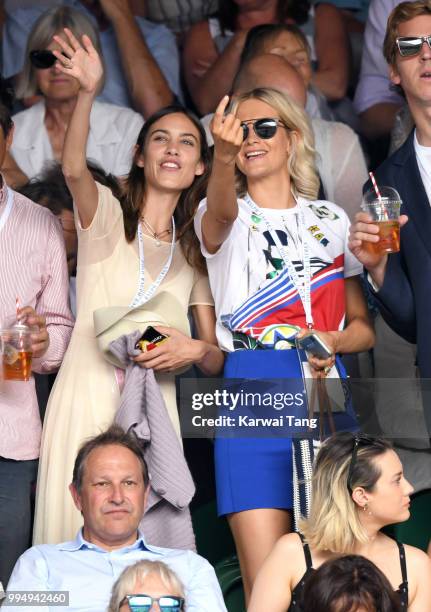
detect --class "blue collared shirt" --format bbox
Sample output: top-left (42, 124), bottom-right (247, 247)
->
top-left (2, 0), bottom-right (181, 108)
top-left (4, 531), bottom-right (227, 612)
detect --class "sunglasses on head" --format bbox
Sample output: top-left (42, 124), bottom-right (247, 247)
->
top-left (120, 594), bottom-right (185, 612)
top-left (240, 117), bottom-right (287, 141)
top-left (396, 35), bottom-right (431, 57)
top-left (346, 435), bottom-right (376, 495)
top-left (30, 49), bottom-right (68, 69)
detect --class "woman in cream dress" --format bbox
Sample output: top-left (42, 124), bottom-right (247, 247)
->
top-left (34, 29), bottom-right (223, 544)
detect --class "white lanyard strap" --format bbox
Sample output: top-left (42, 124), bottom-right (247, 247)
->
top-left (0, 187), bottom-right (14, 235)
top-left (129, 217), bottom-right (176, 309)
top-left (245, 194), bottom-right (314, 328)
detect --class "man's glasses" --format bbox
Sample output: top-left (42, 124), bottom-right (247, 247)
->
top-left (346, 435), bottom-right (375, 495)
top-left (120, 594), bottom-right (185, 612)
top-left (396, 35), bottom-right (431, 57)
top-left (240, 117), bottom-right (287, 141)
top-left (30, 49), bottom-right (67, 69)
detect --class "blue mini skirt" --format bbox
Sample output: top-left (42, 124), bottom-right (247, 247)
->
top-left (215, 349), bottom-right (297, 516)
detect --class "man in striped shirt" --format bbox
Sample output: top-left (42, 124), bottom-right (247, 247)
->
top-left (0, 101), bottom-right (74, 588)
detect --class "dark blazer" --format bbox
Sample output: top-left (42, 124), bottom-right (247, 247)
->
top-left (368, 131), bottom-right (431, 382)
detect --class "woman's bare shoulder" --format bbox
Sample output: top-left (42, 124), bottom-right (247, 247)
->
top-left (273, 532), bottom-right (305, 557)
top-left (404, 542), bottom-right (431, 569)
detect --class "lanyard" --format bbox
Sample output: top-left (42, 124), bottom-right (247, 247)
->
top-left (129, 217), bottom-right (176, 309)
top-left (245, 194), bottom-right (314, 328)
top-left (0, 187), bottom-right (14, 235)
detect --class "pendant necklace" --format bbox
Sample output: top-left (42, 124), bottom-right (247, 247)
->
top-left (140, 216), bottom-right (172, 247)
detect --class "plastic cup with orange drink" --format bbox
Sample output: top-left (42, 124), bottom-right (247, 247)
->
top-left (361, 185), bottom-right (401, 254)
top-left (0, 321), bottom-right (33, 381)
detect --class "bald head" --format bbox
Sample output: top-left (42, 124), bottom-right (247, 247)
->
top-left (233, 54), bottom-right (307, 108)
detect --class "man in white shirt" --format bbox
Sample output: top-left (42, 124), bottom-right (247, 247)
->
top-left (5, 425), bottom-right (227, 612)
top-left (349, 1), bottom-right (431, 432)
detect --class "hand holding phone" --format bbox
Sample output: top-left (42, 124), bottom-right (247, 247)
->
top-left (296, 332), bottom-right (333, 359)
top-left (135, 326), bottom-right (168, 352)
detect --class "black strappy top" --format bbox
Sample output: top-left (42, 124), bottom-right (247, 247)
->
top-left (288, 533), bottom-right (409, 610)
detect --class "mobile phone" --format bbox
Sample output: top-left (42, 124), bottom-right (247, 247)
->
top-left (297, 333), bottom-right (333, 359)
top-left (135, 326), bottom-right (168, 352)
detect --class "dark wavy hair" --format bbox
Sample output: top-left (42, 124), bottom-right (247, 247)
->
top-left (302, 555), bottom-right (402, 612)
top-left (121, 105), bottom-right (211, 274)
top-left (217, 0), bottom-right (311, 33)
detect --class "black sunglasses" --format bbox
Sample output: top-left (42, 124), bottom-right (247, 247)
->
top-left (30, 49), bottom-right (67, 69)
top-left (396, 35), bottom-right (431, 57)
top-left (241, 117), bottom-right (287, 141)
top-left (120, 594), bottom-right (185, 612)
top-left (346, 435), bottom-right (376, 495)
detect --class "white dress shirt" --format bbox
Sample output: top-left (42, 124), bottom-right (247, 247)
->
top-left (11, 100), bottom-right (144, 179)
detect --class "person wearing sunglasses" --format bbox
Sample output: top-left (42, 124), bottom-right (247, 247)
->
top-left (108, 560), bottom-right (185, 612)
top-left (8, 6), bottom-right (144, 182)
top-left (249, 432), bottom-right (431, 611)
top-left (2, 0), bottom-right (180, 117)
top-left (349, 1), bottom-right (431, 435)
top-left (194, 88), bottom-right (374, 600)
top-left (200, 53), bottom-right (369, 221)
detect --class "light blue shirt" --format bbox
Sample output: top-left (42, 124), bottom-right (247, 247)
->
top-left (4, 530), bottom-right (227, 612)
top-left (2, 0), bottom-right (181, 108)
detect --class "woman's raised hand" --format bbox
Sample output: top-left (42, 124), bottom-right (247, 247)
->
top-left (52, 28), bottom-right (103, 95)
top-left (210, 95), bottom-right (244, 166)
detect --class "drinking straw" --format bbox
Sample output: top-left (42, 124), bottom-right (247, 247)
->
top-left (369, 171), bottom-right (388, 219)
top-left (16, 296), bottom-right (24, 351)
top-left (369, 171), bottom-right (382, 201)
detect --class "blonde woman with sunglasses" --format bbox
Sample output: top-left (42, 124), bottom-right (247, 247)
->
top-left (194, 88), bottom-right (375, 600)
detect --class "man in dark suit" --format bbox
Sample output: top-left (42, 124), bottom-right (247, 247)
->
top-left (349, 1), bottom-right (431, 432)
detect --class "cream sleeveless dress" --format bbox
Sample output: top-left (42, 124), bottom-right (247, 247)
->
top-left (33, 183), bottom-right (213, 544)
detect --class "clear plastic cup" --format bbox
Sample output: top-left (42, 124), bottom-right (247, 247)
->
top-left (361, 186), bottom-right (402, 254)
top-left (0, 322), bottom-right (33, 381)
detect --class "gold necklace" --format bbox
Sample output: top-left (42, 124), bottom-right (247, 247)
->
top-left (140, 216), bottom-right (172, 247)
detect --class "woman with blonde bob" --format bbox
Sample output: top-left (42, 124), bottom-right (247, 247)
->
top-left (194, 88), bottom-right (374, 599)
top-left (249, 432), bottom-right (431, 611)
top-left (109, 560), bottom-right (185, 612)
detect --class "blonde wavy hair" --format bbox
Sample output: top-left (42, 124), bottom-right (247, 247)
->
top-left (108, 560), bottom-right (185, 611)
top-left (230, 87), bottom-right (319, 201)
top-left (299, 432), bottom-right (393, 554)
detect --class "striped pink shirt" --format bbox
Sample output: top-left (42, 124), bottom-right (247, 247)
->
top-left (0, 179), bottom-right (74, 460)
